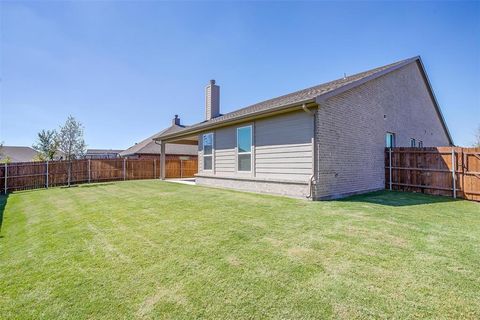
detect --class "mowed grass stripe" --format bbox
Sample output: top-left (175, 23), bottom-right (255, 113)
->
top-left (0, 180), bottom-right (479, 319)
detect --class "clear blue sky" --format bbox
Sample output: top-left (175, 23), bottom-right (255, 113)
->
top-left (1, 1), bottom-right (479, 149)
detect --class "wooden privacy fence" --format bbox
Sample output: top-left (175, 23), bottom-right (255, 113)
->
top-left (386, 147), bottom-right (480, 201)
top-left (0, 157), bottom-right (198, 193)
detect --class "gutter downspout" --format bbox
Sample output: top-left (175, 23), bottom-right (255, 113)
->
top-left (302, 103), bottom-right (316, 199)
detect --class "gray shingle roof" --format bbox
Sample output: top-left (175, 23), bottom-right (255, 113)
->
top-left (86, 149), bottom-right (123, 155)
top-left (120, 125), bottom-right (197, 156)
top-left (155, 57), bottom-right (421, 141)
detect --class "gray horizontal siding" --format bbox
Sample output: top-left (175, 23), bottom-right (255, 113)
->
top-left (214, 126), bottom-right (236, 175)
top-left (196, 110), bottom-right (314, 181)
top-left (255, 111), bottom-right (313, 181)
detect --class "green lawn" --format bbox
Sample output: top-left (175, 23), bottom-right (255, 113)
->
top-left (0, 181), bottom-right (479, 319)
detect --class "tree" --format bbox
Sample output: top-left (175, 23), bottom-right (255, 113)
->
top-left (56, 116), bottom-right (86, 161)
top-left (32, 129), bottom-right (58, 161)
top-left (56, 116), bottom-right (86, 186)
top-left (0, 142), bottom-right (10, 164)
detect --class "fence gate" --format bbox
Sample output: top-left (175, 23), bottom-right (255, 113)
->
top-left (165, 157), bottom-right (198, 179)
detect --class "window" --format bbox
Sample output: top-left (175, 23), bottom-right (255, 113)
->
top-left (410, 138), bottom-right (416, 147)
top-left (237, 126), bottom-right (252, 171)
top-left (418, 140), bottom-right (423, 148)
top-left (202, 133), bottom-right (213, 170)
top-left (385, 132), bottom-right (395, 148)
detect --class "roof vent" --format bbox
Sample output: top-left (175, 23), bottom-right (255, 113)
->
top-left (172, 114), bottom-right (181, 126)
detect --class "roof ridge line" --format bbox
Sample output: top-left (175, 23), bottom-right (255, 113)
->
top-left (155, 56), bottom-right (423, 141)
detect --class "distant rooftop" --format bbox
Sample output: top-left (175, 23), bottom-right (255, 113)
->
top-left (120, 125), bottom-right (197, 156)
top-left (0, 146), bottom-right (39, 163)
top-left (85, 149), bottom-right (123, 155)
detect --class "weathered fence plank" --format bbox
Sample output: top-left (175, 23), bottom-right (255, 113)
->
top-left (386, 147), bottom-right (480, 201)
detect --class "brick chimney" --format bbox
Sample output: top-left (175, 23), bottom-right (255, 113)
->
top-left (172, 114), bottom-right (180, 126)
top-left (205, 79), bottom-right (220, 120)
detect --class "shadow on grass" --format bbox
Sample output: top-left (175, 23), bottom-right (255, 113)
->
top-left (77, 182), bottom-right (118, 189)
top-left (0, 193), bottom-right (8, 238)
top-left (338, 190), bottom-right (459, 207)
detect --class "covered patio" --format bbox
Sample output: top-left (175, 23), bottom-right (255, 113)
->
top-left (155, 133), bottom-right (199, 180)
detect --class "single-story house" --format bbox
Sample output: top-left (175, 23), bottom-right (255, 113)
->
top-left (84, 149), bottom-right (123, 159)
top-left (119, 116), bottom-right (198, 161)
top-left (0, 146), bottom-right (40, 163)
top-left (154, 56), bottom-right (452, 199)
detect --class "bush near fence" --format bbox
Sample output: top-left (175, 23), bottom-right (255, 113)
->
top-left (385, 147), bottom-right (480, 201)
top-left (0, 157), bottom-right (198, 193)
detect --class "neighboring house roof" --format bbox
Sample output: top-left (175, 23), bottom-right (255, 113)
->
top-left (120, 125), bottom-right (197, 157)
top-left (86, 149), bottom-right (123, 155)
top-left (0, 146), bottom-right (39, 163)
top-left (154, 56), bottom-right (453, 145)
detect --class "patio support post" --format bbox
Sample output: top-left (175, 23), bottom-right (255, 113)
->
top-left (180, 159), bottom-right (183, 179)
top-left (160, 141), bottom-right (166, 180)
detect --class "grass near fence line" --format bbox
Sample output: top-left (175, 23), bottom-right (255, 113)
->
top-left (0, 180), bottom-right (479, 319)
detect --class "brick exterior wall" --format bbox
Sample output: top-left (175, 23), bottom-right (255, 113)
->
top-left (313, 62), bottom-right (450, 200)
top-left (196, 176), bottom-right (310, 199)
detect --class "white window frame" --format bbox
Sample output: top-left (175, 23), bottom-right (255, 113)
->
top-left (418, 140), bottom-right (423, 148)
top-left (202, 132), bottom-right (214, 171)
top-left (386, 132), bottom-right (395, 148)
top-left (236, 125), bottom-right (253, 172)
top-left (410, 138), bottom-right (416, 147)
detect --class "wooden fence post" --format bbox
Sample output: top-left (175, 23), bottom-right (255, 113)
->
top-left (451, 148), bottom-right (456, 199)
top-left (461, 149), bottom-right (465, 196)
top-left (389, 148), bottom-right (392, 191)
top-left (46, 161), bottom-right (49, 189)
top-left (4, 162), bottom-right (7, 194)
top-left (153, 159), bottom-right (156, 179)
top-left (88, 159), bottom-right (91, 183)
top-left (67, 161), bottom-right (71, 187)
top-left (123, 158), bottom-right (126, 181)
